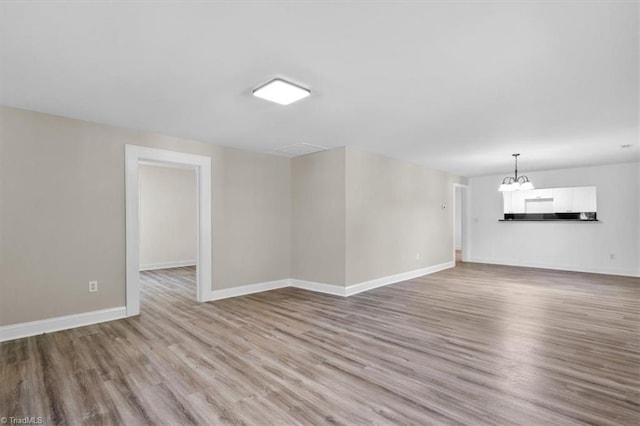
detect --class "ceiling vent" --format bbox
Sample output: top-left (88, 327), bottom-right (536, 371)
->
top-left (274, 143), bottom-right (328, 158)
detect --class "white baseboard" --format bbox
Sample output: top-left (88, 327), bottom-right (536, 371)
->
top-left (345, 261), bottom-right (455, 296)
top-left (466, 258), bottom-right (640, 278)
top-left (139, 260), bottom-right (196, 271)
top-left (0, 306), bottom-right (127, 342)
top-left (0, 262), bottom-right (456, 341)
top-left (208, 279), bottom-right (291, 301)
top-left (291, 279), bottom-right (347, 296)
top-left (290, 261), bottom-right (456, 298)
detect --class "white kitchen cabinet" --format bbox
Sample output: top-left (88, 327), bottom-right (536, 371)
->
top-left (502, 191), bottom-right (534, 213)
top-left (504, 186), bottom-right (597, 215)
top-left (511, 191), bottom-right (526, 213)
top-left (502, 192), bottom-right (512, 213)
top-left (525, 198), bottom-right (554, 213)
top-left (553, 188), bottom-right (573, 212)
top-left (524, 189), bottom-right (554, 200)
top-left (553, 186), bottom-right (597, 213)
top-left (502, 191), bottom-right (526, 213)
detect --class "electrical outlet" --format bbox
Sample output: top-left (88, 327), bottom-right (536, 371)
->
top-left (89, 281), bottom-right (98, 292)
top-left (416, 252), bottom-right (420, 260)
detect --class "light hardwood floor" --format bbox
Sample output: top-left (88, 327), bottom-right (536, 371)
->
top-left (1, 263), bottom-right (639, 425)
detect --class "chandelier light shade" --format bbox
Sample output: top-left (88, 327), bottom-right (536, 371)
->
top-left (498, 153), bottom-right (534, 192)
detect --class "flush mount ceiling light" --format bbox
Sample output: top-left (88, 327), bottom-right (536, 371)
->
top-left (252, 78), bottom-right (311, 105)
top-left (498, 153), bottom-right (534, 192)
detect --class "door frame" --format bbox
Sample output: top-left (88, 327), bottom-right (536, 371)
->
top-left (125, 145), bottom-right (212, 316)
top-left (452, 183), bottom-right (470, 263)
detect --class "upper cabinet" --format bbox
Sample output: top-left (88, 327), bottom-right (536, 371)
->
top-left (524, 189), bottom-right (554, 200)
top-left (553, 186), bottom-right (597, 213)
top-left (553, 188), bottom-right (572, 212)
top-left (502, 191), bottom-right (512, 213)
top-left (502, 186), bottom-right (597, 214)
top-left (503, 191), bottom-right (527, 213)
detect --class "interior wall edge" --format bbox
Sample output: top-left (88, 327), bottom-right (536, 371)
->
top-left (345, 260), bottom-right (455, 296)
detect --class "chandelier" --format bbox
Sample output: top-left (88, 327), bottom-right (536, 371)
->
top-left (499, 153), bottom-right (534, 192)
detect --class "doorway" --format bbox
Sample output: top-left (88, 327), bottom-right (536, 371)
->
top-left (138, 162), bottom-right (198, 304)
top-left (125, 145), bottom-right (212, 317)
top-left (453, 184), bottom-right (469, 265)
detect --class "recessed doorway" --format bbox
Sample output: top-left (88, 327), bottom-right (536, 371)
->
top-left (138, 162), bottom-right (198, 306)
top-left (125, 145), bottom-right (212, 316)
top-left (453, 183), bottom-right (469, 265)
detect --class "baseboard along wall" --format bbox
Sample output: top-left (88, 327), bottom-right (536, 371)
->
top-left (0, 307), bottom-right (127, 342)
top-left (139, 260), bottom-right (197, 271)
top-left (466, 258), bottom-right (640, 278)
top-left (0, 261), bottom-right (455, 342)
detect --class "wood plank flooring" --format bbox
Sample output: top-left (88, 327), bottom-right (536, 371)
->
top-left (1, 263), bottom-right (639, 425)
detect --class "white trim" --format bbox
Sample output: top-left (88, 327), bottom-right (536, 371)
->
top-left (0, 263), bottom-right (457, 341)
top-left (291, 279), bottom-right (347, 296)
top-left (4, 257), bottom-right (633, 341)
top-left (453, 183), bottom-right (470, 263)
top-left (289, 261), bottom-right (456, 297)
top-left (0, 307), bottom-right (127, 342)
top-left (209, 261), bottom-right (455, 301)
top-left (466, 258), bottom-right (640, 278)
top-left (208, 279), bottom-right (291, 301)
top-left (139, 260), bottom-right (197, 271)
top-left (138, 159), bottom-right (197, 170)
top-left (126, 145), bottom-right (213, 316)
top-left (345, 261), bottom-right (455, 296)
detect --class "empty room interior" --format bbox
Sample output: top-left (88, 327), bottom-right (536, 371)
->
top-left (1, 1), bottom-right (639, 425)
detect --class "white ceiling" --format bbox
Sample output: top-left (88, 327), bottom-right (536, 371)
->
top-left (1, 1), bottom-right (638, 176)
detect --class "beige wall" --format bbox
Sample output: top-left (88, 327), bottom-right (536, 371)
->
top-left (0, 106), bottom-right (464, 326)
top-left (345, 148), bottom-right (466, 285)
top-left (291, 148), bottom-right (346, 285)
top-left (0, 106), bottom-right (292, 325)
top-left (139, 165), bottom-right (197, 269)
top-left (291, 147), bottom-right (466, 287)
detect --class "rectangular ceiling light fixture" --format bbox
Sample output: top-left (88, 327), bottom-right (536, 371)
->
top-left (253, 78), bottom-right (311, 105)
